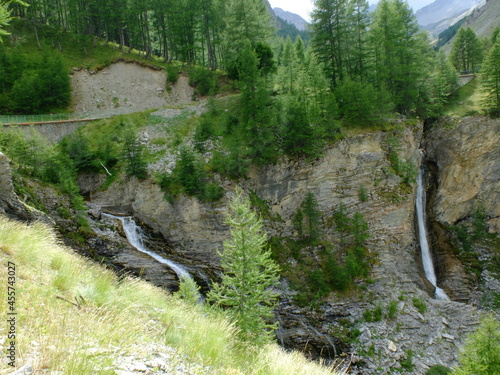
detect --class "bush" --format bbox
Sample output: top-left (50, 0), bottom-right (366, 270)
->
top-left (189, 66), bottom-right (218, 96)
top-left (386, 300), bottom-right (399, 320)
top-left (210, 150), bottom-right (248, 180)
top-left (401, 349), bottom-right (415, 372)
top-left (412, 297), bottom-right (427, 314)
top-left (425, 365), bottom-right (452, 375)
top-left (156, 147), bottom-right (223, 203)
top-left (358, 184), bottom-right (368, 202)
top-left (363, 305), bottom-right (383, 322)
top-left (166, 64), bottom-right (179, 84)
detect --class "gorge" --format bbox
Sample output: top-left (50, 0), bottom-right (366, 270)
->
top-left (1, 65), bottom-right (499, 375)
top-left (76, 112), bottom-right (497, 373)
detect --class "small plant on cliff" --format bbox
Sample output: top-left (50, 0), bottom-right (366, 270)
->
top-left (156, 147), bottom-right (223, 202)
top-left (400, 349), bottom-right (415, 372)
top-left (207, 190), bottom-right (280, 344)
top-left (426, 365), bottom-right (452, 375)
top-left (412, 297), bottom-right (427, 314)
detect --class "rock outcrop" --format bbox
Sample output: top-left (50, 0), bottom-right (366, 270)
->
top-left (0, 152), bottom-right (48, 222)
top-left (87, 121), bottom-right (485, 373)
top-left (425, 116), bottom-right (500, 232)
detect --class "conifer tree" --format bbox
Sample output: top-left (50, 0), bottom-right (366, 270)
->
top-left (450, 27), bottom-right (483, 73)
top-left (452, 315), bottom-right (500, 375)
top-left (207, 190), bottom-right (280, 344)
top-left (369, 0), bottom-right (431, 115)
top-left (123, 129), bottom-right (148, 180)
top-left (0, 0), bottom-right (27, 40)
top-left (311, 0), bottom-right (349, 87)
top-left (480, 41), bottom-right (500, 115)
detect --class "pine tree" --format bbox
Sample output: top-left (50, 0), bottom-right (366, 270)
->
top-left (207, 190), bottom-right (280, 344)
top-left (222, 0), bottom-right (274, 73)
top-left (425, 50), bottom-right (459, 118)
top-left (481, 41), bottom-right (500, 115)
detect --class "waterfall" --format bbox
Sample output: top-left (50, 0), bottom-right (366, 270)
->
top-left (103, 213), bottom-right (191, 281)
top-left (416, 168), bottom-right (450, 301)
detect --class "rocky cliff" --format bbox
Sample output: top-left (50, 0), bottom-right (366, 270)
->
top-left (425, 116), bottom-right (500, 232)
top-left (84, 117), bottom-right (490, 374)
top-left (0, 152), bottom-right (48, 222)
top-left (3, 112), bottom-right (497, 374)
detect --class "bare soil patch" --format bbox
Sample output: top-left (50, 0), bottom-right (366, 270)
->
top-left (71, 61), bottom-right (195, 117)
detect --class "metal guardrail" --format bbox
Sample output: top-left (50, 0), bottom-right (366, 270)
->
top-left (0, 112), bottom-right (106, 125)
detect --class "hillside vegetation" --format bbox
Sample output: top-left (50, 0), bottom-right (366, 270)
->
top-left (0, 216), bottom-right (340, 375)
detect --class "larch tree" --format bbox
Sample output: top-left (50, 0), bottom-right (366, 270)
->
top-left (481, 40), bottom-right (500, 115)
top-left (369, 0), bottom-right (431, 115)
top-left (207, 190), bottom-right (280, 344)
top-left (452, 315), bottom-right (500, 375)
top-left (221, 0), bottom-right (274, 74)
top-left (0, 0), bottom-right (27, 40)
top-left (450, 27), bottom-right (483, 73)
top-left (311, 0), bottom-right (349, 88)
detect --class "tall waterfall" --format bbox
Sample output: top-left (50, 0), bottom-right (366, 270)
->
top-left (103, 213), bottom-right (191, 281)
top-left (416, 168), bottom-right (450, 301)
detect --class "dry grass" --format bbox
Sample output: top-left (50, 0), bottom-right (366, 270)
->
top-left (0, 216), bottom-right (340, 375)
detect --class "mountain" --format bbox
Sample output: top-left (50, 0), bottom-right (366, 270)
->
top-left (416, 0), bottom-right (480, 27)
top-left (438, 0), bottom-right (499, 50)
top-left (458, 0), bottom-right (500, 38)
top-left (273, 7), bottom-right (308, 31)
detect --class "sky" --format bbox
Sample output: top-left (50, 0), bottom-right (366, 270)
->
top-left (268, 0), bottom-right (436, 22)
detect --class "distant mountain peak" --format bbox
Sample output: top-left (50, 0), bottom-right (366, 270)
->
top-left (273, 7), bottom-right (308, 31)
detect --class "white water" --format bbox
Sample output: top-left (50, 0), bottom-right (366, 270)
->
top-left (416, 169), bottom-right (450, 301)
top-left (103, 213), bottom-right (191, 281)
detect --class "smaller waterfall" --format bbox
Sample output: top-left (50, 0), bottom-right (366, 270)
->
top-left (416, 168), bottom-right (450, 301)
top-left (103, 213), bottom-right (191, 281)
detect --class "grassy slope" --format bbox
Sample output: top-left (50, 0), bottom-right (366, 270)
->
top-left (7, 19), bottom-right (182, 73)
top-left (444, 76), bottom-right (483, 116)
top-left (0, 216), bottom-right (339, 375)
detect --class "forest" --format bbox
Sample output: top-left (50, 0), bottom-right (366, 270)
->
top-left (1, 0), bottom-right (499, 121)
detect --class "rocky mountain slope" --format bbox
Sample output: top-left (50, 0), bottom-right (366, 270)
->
top-left (416, 0), bottom-right (480, 27)
top-left (454, 0), bottom-right (500, 38)
top-left (273, 8), bottom-right (308, 31)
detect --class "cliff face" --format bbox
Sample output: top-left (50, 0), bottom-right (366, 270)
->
top-left (425, 116), bottom-right (500, 232)
top-left (90, 125), bottom-right (424, 288)
top-left (87, 123), bottom-right (485, 373)
top-left (5, 115), bottom-right (495, 374)
top-left (0, 152), bottom-right (47, 222)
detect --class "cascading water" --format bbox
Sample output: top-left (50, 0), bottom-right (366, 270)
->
top-left (416, 168), bottom-right (450, 301)
top-left (103, 213), bottom-right (191, 281)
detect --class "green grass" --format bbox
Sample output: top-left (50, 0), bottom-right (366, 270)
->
top-left (0, 216), bottom-right (340, 375)
top-left (444, 77), bottom-right (484, 117)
